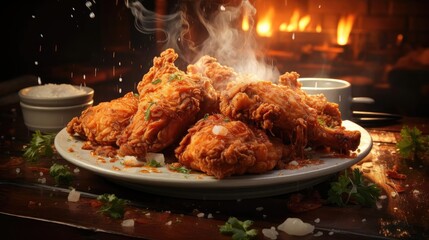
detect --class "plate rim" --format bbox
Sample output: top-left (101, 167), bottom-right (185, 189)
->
top-left (54, 120), bottom-right (372, 191)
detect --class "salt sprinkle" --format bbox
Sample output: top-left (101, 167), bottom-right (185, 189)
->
top-left (165, 221), bottom-right (172, 226)
top-left (314, 231), bottom-right (323, 237)
top-left (15, 168), bottom-right (20, 174)
top-left (329, 231), bottom-right (334, 236)
top-left (256, 207), bottom-right (264, 211)
top-left (314, 218), bottom-right (320, 223)
top-left (197, 213), bottom-right (205, 218)
top-left (362, 218), bottom-right (367, 222)
top-left (413, 190), bottom-right (421, 195)
top-left (207, 213), bottom-right (213, 219)
top-left (73, 168), bottom-right (80, 173)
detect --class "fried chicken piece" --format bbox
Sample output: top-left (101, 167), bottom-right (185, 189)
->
top-left (175, 114), bottom-right (285, 179)
top-left (187, 55), bottom-right (237, 92)
top-left (66, 92), bottom-right (138, 146)
top-left (279, 72), bottom-right (342, 127)
top-left (116, 48), bottom-right (203, 158)
top-left (219, 79), bottom-right (361, 157)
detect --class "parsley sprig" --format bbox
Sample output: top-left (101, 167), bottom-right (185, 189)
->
top-left (219, 217), bottom-right (258, 240)
top-left (397, 125), bottom-right (429, 161)
top-left (23, 130), bottom-right (56, 162)
top-left (97, 194), bottom-right (129, 219)
top-left (49, 163), bottom-right (74, 186)
top-left (327, 168), bottom-right (381, 207)
top-left (167, 163), bottom-right (191, 174)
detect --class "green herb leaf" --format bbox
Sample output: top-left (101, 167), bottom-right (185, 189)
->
top-left (49, 163), bottom-right (74, 186)
top-left (146, 159), bottom-right (162, 167)
top-left (23, 130), bottom-right (56, 162)
top-left (397, 125), bottom-right (429, 161)
top-left (97, 194), bottom-right (128, 219)
top-left (145, 101), bottom-right (156, 121)
top-left (167, 164), bottom-right (191, 174)
top-left (219, 217), bottom-right (258, 240)
top-left (168, 72), bottom-right (182, 82)
top-left (327, 168), bottom-right (381, 207)
top-left (151, 78), bottom-right (162, 85)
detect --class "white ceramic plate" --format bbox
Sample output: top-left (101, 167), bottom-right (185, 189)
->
top-left (55, 120), bottom-right (372, 200)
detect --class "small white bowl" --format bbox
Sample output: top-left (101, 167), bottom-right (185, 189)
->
top-left (20, 101), bottom-right (93, 133)
top-left (19, 85), bottom-right (94, 107)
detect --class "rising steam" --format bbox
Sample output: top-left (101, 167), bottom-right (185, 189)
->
top-left (126, 0), bottom-right (280, 81)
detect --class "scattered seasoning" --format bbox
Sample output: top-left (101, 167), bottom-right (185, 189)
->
top-left (23, 130), bottom-right (56, 162)
top-left (219, 217), bottom-right (258, 240)
top-left (49, 163), bottom-right (74, 186)
top-left (97, 193), bottom-right (129, 219)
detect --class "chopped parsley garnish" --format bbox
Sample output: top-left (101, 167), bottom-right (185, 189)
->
top-left (49, 163), bottom-right (74, 186)
top-left (223, 117), bottom-right (230, 122)
top-left (23, 130), bottom-right (56, 162)
top-left (151, 78), bottom-right (162, 85)
top-left (145, 101), bottom-right (156, 121)
top-left (168, 72), bottom-right (182, 82)
top-left (203, 113), bottom-right (210, 120)
top-left (219, 217), bottom-right (258, 240)
top-left (327, 168), bottom-right (381, 207)
top-left (167, 164), bottom-right (191, 174)
top-left (97, 194), bottom-right (128, 219)
top-left (146, 159), bottom-right (162, 167)
top-left (397, 125), bottom-right (429, 161)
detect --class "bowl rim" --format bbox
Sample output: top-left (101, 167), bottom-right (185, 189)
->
top-left (20, 100), bottom-right (93, 110)
top-left (19, 85), bottom-right (94, 101)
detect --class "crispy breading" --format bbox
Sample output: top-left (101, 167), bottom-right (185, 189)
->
top-left (66, 91), bottom-right (138, 146)
top-left (116, 48), bottom-right (203, 159)
top-left (175, 114), bottom-right (285, 179)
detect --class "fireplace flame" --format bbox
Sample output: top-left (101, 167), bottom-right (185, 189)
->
top-left (337, 14), bottom-right (355, 45)
top-left (256, 7), bottom-right (274, 37)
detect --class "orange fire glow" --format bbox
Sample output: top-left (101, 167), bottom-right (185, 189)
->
top-left (337, 14), bottom-right (355, 45)
top-left (278, 9), bottom-right (311, 32)
top-left (256, 7), bottom-right (274, 37)
top-left (242, 12), bottom-right (250, 31)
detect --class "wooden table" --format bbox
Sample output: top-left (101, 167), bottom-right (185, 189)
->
top-left (1, 100), bottom-right (428, 240)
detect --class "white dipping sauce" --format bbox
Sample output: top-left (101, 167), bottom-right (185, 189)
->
top-left (26, 84), bottom-right (86, 98)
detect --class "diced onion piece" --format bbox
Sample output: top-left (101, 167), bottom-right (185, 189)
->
top-left (121, 219), bottom-right (135, 227)
top-left (262, 227), bottom-right (279, 240)
top-left (289, 161), bottom-right (299, 166)
top-left (212, 125), bottom-right (229, 136)
top-left (277, 218), bottom-right (315, 236)
top-left (146, 152), bottom-right (165, 166)
top-left (68, 189), bottom-right (81, 202)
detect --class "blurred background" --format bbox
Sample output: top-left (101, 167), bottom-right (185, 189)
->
top-left (2, 0), bottom-right (429, 117)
